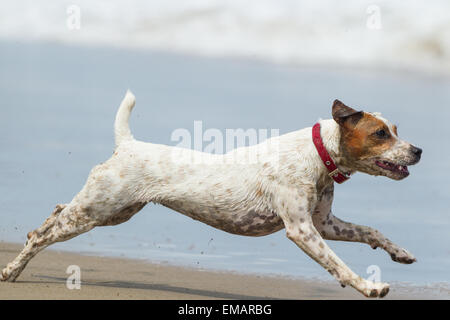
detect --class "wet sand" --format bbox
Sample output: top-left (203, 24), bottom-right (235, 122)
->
top-left (0, 242), bottom-right (436, 300)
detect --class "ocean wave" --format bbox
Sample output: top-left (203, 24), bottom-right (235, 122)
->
top-left (0, 0), bottom-right (449, 75)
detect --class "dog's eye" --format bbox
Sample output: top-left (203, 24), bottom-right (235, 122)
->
top-left (375, 129), bottom-right (388, 138)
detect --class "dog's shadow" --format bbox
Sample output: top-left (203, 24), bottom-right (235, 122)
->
top-left (27, 275), bottom-right (282, 300)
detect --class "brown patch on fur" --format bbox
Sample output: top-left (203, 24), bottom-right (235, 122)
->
top-left (333, 226), bottom-right (341, 235)
top-left (102, 203), bottom-right (146, 226)
top-left (340, 113), bottom-right (396, 161)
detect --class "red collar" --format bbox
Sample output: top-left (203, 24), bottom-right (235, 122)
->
top-left (312, 122), bottom-right (350, 184)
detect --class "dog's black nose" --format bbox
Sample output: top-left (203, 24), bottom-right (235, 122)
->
top-left (411, 146), bottom-right (422, 157)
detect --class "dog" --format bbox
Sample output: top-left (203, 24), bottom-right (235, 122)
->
top-left (1, 91), bottom-right (422, 298)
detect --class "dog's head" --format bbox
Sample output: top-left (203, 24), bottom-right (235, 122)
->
top-left (332, 100), bottom-right (422, 180)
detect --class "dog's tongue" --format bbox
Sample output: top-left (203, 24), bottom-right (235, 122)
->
top-left (376, 161), bottom-right (409, 174)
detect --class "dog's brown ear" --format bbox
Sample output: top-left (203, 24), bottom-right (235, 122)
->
top-left (332, 99), bottom-right (363, 127)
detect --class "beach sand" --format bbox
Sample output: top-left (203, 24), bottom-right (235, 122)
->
top-left (0, 242), bottom-right (433, 300)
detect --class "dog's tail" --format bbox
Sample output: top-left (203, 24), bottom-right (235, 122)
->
top-left (114, 90), bottom-right (136, 147)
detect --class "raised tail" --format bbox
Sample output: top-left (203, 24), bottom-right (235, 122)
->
top-left (114, 90), bottom-right (136, 147)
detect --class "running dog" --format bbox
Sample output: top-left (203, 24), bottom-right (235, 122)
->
top-left (1, 91), bottom-right (422, 298)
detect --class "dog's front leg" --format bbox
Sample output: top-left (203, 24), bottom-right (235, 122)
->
top-left (277, 186), bottom-right (390, 298)
top-left (314, 212), bottom-right (416, 264)
top-left (312, 185), bottom-right (416, 264)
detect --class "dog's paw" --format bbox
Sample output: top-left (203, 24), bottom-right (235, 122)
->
top-left (389, 247), bottom-right (416, 264)
top-left (0, 266), bottom-right (18, 282)
top-left (0, 268), bottom-right (7, 282)
top-left (361, 282), bottom-right (390, 298)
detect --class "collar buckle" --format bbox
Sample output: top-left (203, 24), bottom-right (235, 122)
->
top-left (328, 168), bottom-right (341, 179)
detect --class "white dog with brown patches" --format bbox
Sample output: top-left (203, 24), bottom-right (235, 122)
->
top-left (1, 91), bottom-right (422, 298)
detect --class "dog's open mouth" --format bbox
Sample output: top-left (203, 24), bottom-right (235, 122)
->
top-left (375, 160), bottom-right (409, 177)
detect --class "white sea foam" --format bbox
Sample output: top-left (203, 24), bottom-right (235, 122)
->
top-left (0, 0), bottom-right (449, 75)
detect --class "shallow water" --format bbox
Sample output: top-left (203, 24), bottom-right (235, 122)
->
top-left (0, 41), bottom-right (449, 289)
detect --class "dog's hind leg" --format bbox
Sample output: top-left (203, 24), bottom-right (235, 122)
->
top-left (1, 92), bottom-right (144, 282)
top-left (27, 204), bottom-right (67, 242)
top-left (1, 202), bottom-right (98, 282)
top-left (1, 159), bottom-right (147, 282)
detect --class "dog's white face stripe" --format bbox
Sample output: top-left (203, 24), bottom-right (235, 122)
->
top-left (370, 112), bottom-right (398, 138)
